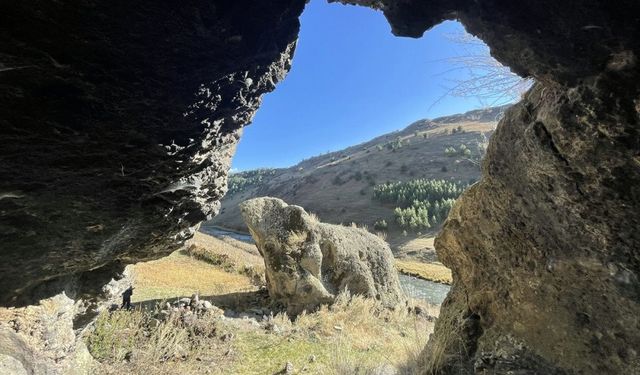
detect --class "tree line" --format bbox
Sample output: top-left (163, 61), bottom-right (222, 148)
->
top-left (372, 178), bottom-right (469, 231)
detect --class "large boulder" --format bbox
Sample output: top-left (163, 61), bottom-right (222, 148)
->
top-left (240, 197), bottom-right (404, 315)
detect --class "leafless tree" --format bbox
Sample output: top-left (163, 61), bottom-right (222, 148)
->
top-left (433, 31), bottom-right (533, 108)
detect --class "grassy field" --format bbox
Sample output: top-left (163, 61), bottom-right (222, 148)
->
top-left (132, 251), bottom-right (257, 303)
top-left (86, 233), bottom-right (440, 374)
top-left (395, 260), bottom-right (452, 285)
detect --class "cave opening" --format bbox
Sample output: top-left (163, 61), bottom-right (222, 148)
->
top-left (116, 0), bottom-right (536, 372)
top-left (209, 0), bottom-right (531, 306)
top-left (1, 0), bottom-right (637, 373)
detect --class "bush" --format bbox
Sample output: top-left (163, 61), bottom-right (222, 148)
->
top-left (227, 168), bottom-right (277, 195)
top-left (444, 147), bottom-right (457, 157)
top-left (373, 219), bottom-right (388, 231)
top-left (386, 136), bottom-right (403, 151)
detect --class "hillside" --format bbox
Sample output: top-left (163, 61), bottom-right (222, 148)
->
top-left (206, 105), bottom-right (507, 257)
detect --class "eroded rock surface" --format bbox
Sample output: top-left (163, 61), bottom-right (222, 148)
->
top-left (0, 0), bottom-right (305, 305)
top-left (339, 1), bottom-right (640, 374)
top-left (0, 294), bottom-right (96, 374)
top-left (240, 197), bottom-right (404, 315)
top-left (424, 81), bottom-right (640, 374)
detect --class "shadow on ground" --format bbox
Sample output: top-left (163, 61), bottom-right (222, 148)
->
top-left (133, 289), bottom-right (273, 315)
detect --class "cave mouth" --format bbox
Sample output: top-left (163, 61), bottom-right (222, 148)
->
top-left (1, 0), bottom-right (638, 373)
top-left (216, 0), bottom-right (531, 303)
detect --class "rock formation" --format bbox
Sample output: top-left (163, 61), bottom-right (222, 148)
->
top-left (335, 0), bottom-right (640, 373)
top-left (0, 0), bottom-right (305, 305)
top-left (0, 294), bottom-right (96, 375)
top-left (240, 197), bottom-right (404, 315)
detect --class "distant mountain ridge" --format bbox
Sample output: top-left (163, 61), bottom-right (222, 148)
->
top-left (206, 105), bottom-right (509, 252)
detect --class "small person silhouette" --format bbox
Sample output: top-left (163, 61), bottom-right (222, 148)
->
top-left (121, 286), bottom-right (134, 310)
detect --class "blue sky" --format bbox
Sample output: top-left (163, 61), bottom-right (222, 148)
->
top-left (232, 1), bottom-right (504, 171)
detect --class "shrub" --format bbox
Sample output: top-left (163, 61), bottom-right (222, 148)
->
top-left (444, 147), bottom-right (457, 157)
top-left (373, 219), bottom-right (388, 231)
top-left (227, 168), bottom-right (277, 195)
top-left (386, 136), bottom-right (403, 151)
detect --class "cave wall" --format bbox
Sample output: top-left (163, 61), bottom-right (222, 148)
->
top-left (335, 0), bottom-right (640, 373)
top-left (0, 0), bottom-right (305, 305)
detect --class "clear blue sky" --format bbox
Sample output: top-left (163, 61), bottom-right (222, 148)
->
top-left (232, 1), bottom-right (500, 171)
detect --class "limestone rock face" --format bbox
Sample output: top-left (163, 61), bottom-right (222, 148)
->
top-left (0, 0), bottom-right (305, 305)
top-left (337, 0), bottom-right (640, 85)
top-left (240, 197), bottom-right (404, 315)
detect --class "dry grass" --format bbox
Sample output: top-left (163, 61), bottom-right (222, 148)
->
top-left (420, 310), bottom-right (467, 375)
top-left (87, 292), bottom-right (436, 375)
top-left (92, 231), bottom-right (442, 375)
top-left (86, 308), bottom-right (226, 375)
top-left (235, 294), bottom-right (437, 374)
top-left (190, 231), bottom-right (262, 264)
top-left (395, 260), bottom-right (452, 284)
top-left (397, 236), bottom-right (436, 252)
top-left (131, 251), bottom-right (257, 303)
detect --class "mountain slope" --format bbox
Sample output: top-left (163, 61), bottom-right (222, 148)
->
top-left (207, 105), bottom-right (507, 252)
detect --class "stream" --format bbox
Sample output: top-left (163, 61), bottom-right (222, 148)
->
top-left (199, 225), bottom-right (450, 305)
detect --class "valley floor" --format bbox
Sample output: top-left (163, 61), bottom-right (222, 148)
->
top-left (85, 232), bottom-right (441, 374)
